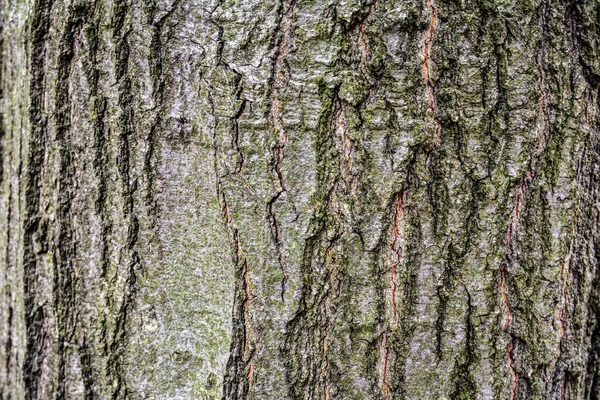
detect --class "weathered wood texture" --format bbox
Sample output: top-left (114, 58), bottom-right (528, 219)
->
top-left (1, 0), bottom-right (600, 398)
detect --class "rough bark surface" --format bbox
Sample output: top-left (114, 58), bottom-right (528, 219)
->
top-left (1, 0), bottom-right (600, 399)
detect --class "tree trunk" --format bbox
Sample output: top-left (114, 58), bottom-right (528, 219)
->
top-left (1, 0), bottom-right (600, 398)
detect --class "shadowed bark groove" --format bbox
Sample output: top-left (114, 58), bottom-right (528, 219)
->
top-left (109, 0), bottom-right (141, 397)
top-left (23, 1), bottom-right (54, 398)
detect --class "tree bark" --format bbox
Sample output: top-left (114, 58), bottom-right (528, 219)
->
top-left (1, 0), bottom-right (600, 398)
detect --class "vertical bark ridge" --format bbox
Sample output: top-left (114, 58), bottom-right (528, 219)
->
top-left (0, 4), bottom-right (5, 190)
top-left (217, 124), bottom-right (256, 399)
top-left (23, 1), bottom-right (54, 398)
top-left (578, 87), bottom-right (600, 399)
top-left (53, 3), bottom-right (87, 397)
top-left (146, 0), bottom-right (179, 235)
top-left (109, 1), bottom-right (139, 396)
top-left (80, 2), bottom-right (113, 395)
top-left (266, 0), bottom-right (296, 300)
top-left (282, 84), bottom-right (340, 399)
top-left (378, 151), bottom-right (419, 399)
top-left (423, 0), bottom-right (441, 145)
top-left (565, 2), bottom-right (600, 397)
top-left (0, 5), bottom-right (8, 396)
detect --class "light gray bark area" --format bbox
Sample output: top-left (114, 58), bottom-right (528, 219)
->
top-left (1, 0), bottom-right (600, 399)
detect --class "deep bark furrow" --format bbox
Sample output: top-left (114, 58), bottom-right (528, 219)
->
top-left (266, 0), bottom-right (296, 301)
top-left (23, 1), bottom-right (54, 398)
top-left (110, 1), bottom-right (139, 396)
top-left (54, 4), bottom-right (85, 397)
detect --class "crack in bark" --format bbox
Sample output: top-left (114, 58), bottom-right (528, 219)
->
top-left (207, 82), bottom-right (256, 399)
top-left (358, 0), bottom-right (377, 65)
top-left (23, 1), bottom-right (54, 398)
top-left (335, 99), bottom-right (358, 186)
top-left (205, 5), bottom-right (259, 396)
top-left (449, 288), bottom-right (477, 399)
top-left (3, 189), bottom-right (13, 389)
top-left (282, 84), bottom-right (348, 399)
top-left (390, 178), bottom-right (408, 327)
top-left (54, 5), bottom-right (86, 396)
top-left (379, 332), bottom-right (391, 400)
top-left (498, 6), bottom-right (554, 396)
top-left (221, 196), bottom-right (255, 399)
top-left (0, 9), bottom-right (4, 189)
top-left (267, 0), bottom-right (296, 301)
top-left (109, 1), bottom-right (142, 396)
top-left (378, 150), bottom-right (418, 398)
top-left (146, 0), bottom-right (180, 235)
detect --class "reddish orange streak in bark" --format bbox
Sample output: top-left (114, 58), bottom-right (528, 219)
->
top-left (358, 1), bottom-right (376, 64)
top-left (501, 50), bottom-right (552, 399)
top-left (336, 102), bottom-right (354, 172)
top-left (380, 334), bottom-right (391, 400)
top-left (223, 201), bottom-right (254, 394)
top-left (247, 360), bottom-right (255, 393)
top-left (391, 192), bottom-right (405, 325)
top-left (271, 4), bottom-right (294, 144)
top-left (422, 0), bottom-right (441, 144)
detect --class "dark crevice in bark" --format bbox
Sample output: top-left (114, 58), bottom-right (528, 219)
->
top-left (205, 81), bottom-right (256, 399)
top-left (221, 211), bottom-right (255, 400)
top-left (109, 1), bottom-right (140, 397)
top-left (93, 95), bottom-right (110, 279)
top-left (205, 5), bottom-right (259, 395)
top-left (569, 18), bottom-right (600, 399)
top-left (432, 153), bottom-right (485, 363)
top-left (146, 0), bottom-right (180, 234)
top-left (588, 258), bottom-right (600, 400)
top-left (207, 0), bottom-right (230, 69)
top-left (583, 89), bottom-right (600, 400)
top-left (266, 0), bottom-right (296, 301)
top-left (82, 9), bottom-right (113, 392)
top-left (283, 84), bottom-right (346, 400)
top-left (569, 0), bottom-right (600, 90)
top-left (23, 1), bottom-right (54, 398)
top-left (373, 145), bottom-right (418, 399)
top-left (496, 2), bottom-right (554, 396)
top-left (0, 6), bottom-right (11, 387)
top-left (83, 0), bottom-right (112, 283)
top-left (4, 304), bottom-right (13, 391)
top-left (387, 205), bottom-right (423, 399)
top-left (434, 242), bottom-right (458, 362)
top-left (449, 288), bottom-right (477, 400)
top-left (53, 4), bottom-right (86, 397)
top-left (0, 7), bottom-right (5, 189)
top-left (3, 192), bottom-right (14, 395)
top-left (230, 93), bottom-right (247, 175)
top-left (423, 0), bottom-right (441, 145)
top-left (78, 333), bottom-right (96, 400)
